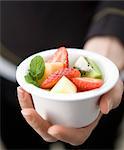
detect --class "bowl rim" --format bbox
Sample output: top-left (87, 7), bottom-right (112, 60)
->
top-left (16, 48), bottom-right (119, 101)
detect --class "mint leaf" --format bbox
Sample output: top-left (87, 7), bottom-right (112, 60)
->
top-left (25, 55), bottom-right (45, 87)
top-left (30, 56), bottom-right (45, 80)
top-left (25, 73), bottom-right (39, 87)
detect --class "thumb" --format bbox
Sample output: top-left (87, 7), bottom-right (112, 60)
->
top-left (99, 80), bottom-right (123, 114)
top-left (99, 94), bottom-right (113, 114)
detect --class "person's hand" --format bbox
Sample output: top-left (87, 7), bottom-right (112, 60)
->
top-left (84, 36), bottom-right (124, 70)
top-left (17, 36), bottom-right (124, 145)
top-left (17, 87), bottom-right (103, 145)
top-left (17, 79), bottom-right (123, 145)
top-left (84, 36), bottom-right (124, 111)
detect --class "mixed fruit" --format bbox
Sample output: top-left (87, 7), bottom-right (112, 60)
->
top-left (25, 47), bottom-right (104, 93)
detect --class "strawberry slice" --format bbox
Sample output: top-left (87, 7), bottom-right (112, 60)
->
top-left (71, 77), bottom-right (103, 92)
top-left (47, 47), bottom-right (68, 68)
top-left (41, 68), bottom-right (81, 89)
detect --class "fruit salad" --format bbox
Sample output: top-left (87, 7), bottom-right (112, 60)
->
top-left (25, 47), bottom-right (104, 93)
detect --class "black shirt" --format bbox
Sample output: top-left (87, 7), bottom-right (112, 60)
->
top-left (1, 1), bottom-right (124, 62)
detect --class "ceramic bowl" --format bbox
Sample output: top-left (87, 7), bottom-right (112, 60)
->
top-left (16, 48), bottom-right (119, 128)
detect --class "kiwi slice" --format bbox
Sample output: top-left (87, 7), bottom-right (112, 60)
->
top-left (73, 56), bottom-right (92, 72)
top-left (84, 57), bottom-right (102, 79)
top-left (73, 56), bottom-right (103, 79)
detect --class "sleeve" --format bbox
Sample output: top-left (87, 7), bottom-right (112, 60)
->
top-left (86, 1), bottom-right (124, 43)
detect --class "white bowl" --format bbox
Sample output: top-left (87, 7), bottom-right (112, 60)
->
top-left (16, 48), bottom-right (119, 128)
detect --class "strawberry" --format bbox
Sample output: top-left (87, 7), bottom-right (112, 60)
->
top-left (71, 77), bottom-right (103, 92)
top-left (37, 62), bottom-right (64, 85)
top-left (47, 47), bottom-right (68, 68)
top-left (41, 68), bottom-right (81, 89)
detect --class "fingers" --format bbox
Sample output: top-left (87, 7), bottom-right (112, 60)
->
top-left (100, 80), bottom-right (124, 114)
top-left (17, 86), bottom-right (57, 142)
top-left (17, 86), bottom-right (34, 109)
top-left (48, 113), bottom-right (102, 146)
top-left (21, 108), bottom-right (57, 142)
top-left (17, 79), bottom-right (123, 145)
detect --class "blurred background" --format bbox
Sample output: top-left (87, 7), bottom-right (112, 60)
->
top-left (1, 1), bottom-right (124, 150)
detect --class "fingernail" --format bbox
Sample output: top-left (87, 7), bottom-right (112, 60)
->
top-left (17, 87), bottom-right (24, 99)
top-left (107, 99), bottom-right (113, 114)
top-left (21, 109), bottom-right (31, 116)
top-left (44, 137), bottom-right (57, 143)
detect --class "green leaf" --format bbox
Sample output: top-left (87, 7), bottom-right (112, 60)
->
top-left (30, 56), bottom-right (45, 80)
top-left (25, 73), bottom-right (39, 87)
top-left (25, 55), bottom-right (45, 87)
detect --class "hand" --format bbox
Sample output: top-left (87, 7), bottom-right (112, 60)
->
top-left (17, 82), bottom-right (123, 145)
top-left (84, 36), bottom-right (124, 109)
top-left (17, 87), bottom-right (102, 145)
top-left (17, 36), bottom-right (124, 145)
top-left (84, 36), bottom-right (124, 70)
top-left (84, 36), bottom-right (124, 112)
top-left (83, 36), bottom-right (124, 145)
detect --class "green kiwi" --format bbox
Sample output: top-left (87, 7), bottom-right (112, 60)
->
top-left (84, 57), bottom-right (102, 79)
top-left (73, 56), bottom-right (92, 72)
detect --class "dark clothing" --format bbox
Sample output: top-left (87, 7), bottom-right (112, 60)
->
top-left (1, 1), bottom-right (98, 61)
top-left (1, 1), bottom-right (124, 62)
top-left (1, 1), bottom-right (124, 149)
top-left (87, 1), bottom-right (124, 44)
